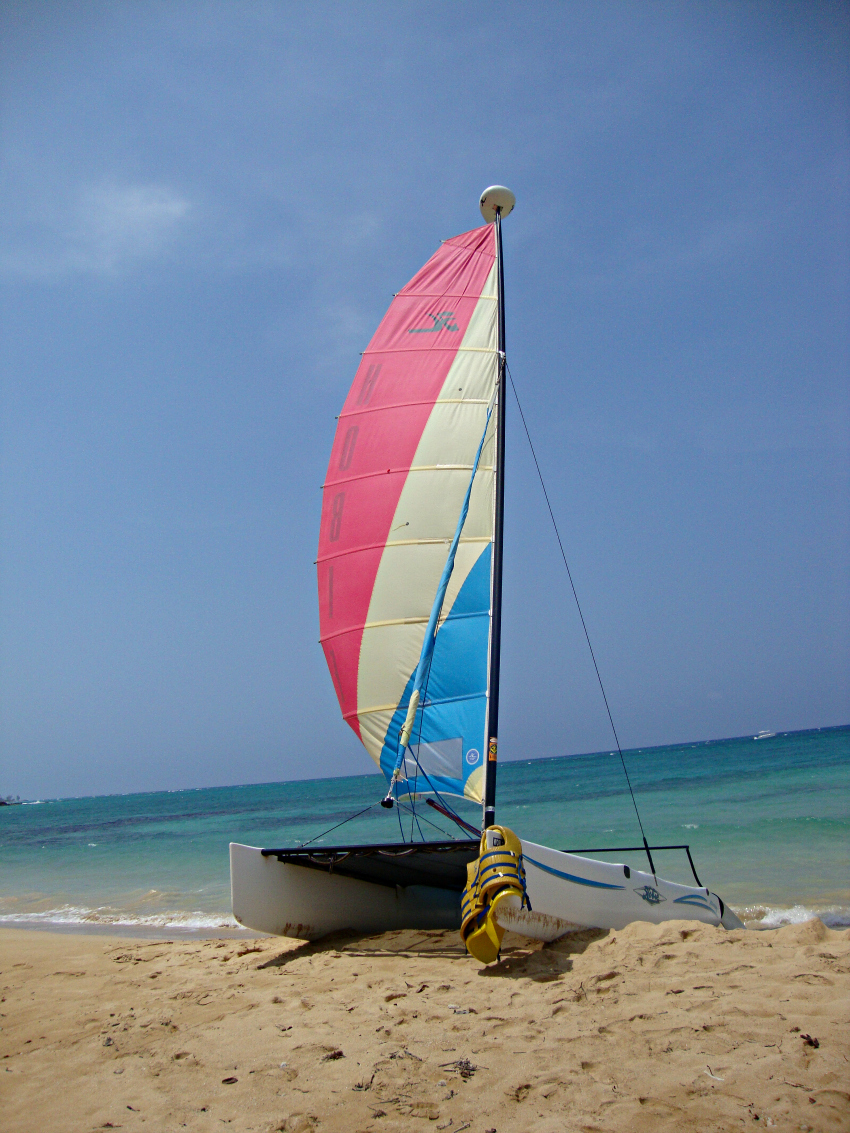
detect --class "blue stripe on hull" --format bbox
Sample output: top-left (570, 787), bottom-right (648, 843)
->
top-left (524, 855), bottom-right (626, 890)
top-left (673, 894), bottom-right (716, 911)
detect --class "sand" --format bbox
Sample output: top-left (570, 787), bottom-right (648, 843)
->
top-left (1, 919), bottom-right (848, 1133)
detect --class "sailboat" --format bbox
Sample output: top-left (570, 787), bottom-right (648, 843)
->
top-left (230, 188), bottom-right (743, 952)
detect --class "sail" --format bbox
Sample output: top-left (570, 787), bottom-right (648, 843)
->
top-left (317, 224), bottom-right (499, 801)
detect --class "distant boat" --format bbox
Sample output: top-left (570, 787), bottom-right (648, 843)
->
top-left (754, 731), bottom-right (776, 740)
top-left (230, 188), bottom-right (744, 957)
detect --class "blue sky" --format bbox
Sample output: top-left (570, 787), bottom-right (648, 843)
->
top-left (1, 1), bottom-right (847, 800)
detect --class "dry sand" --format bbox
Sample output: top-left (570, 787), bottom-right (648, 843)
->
top-left (1, 919), bottom-right (848, 1133)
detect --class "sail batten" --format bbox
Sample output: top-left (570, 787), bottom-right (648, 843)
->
top-left (338, 400), bottom-right (490, 425)
top-left (357, 345), bottom-right (497, 357)
top-left (318, 223), bottom-right (498, 800)
top-left (317, 535), bottom-right (489, 567)
top-left (321, 605), bottom-right (486, 642)
top-left (322, 463), bottom-right (492, 490)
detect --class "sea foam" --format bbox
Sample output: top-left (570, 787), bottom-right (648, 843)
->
top-left (740, 903), bottom-right (850, 929)
top-left (0, 906), bottom-right (246, 931)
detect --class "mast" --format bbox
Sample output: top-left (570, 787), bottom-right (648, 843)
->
top-left (479, 186), bottom-right (514, 830)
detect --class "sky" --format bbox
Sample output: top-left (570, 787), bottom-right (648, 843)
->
top-left (1, 1), bottom-right (848, 800)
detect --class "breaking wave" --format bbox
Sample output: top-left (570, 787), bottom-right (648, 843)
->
top-left (739, 903), bottom-right (850, 929)
top-left (0, 905), bottom-right (246, 931)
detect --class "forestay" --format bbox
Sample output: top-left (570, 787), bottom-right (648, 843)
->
top-left (317, 224), bottom-right (500, 801)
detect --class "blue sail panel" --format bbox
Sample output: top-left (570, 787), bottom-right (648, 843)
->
top-left (379, 546), bottom-right (491, 801)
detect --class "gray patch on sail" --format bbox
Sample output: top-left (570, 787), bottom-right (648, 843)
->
top-left (403, 737), bottom-right (463, 782)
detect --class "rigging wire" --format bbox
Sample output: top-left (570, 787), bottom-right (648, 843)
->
top-left (409, 651), bottom-right (437, 841)
top-left (409, 754), bottom-right (418, 842)
top-left (396, 694), bottom-right (478, 845)
top-left (297, 803), bottom-right (380, 849)
top-left (507, 364), bottom-right (657, 878)
top-left (396, 802), bottom-right (454, 840)
top-left (409, 792), bottom-right (427, 842)
top-left (395, 790), bottom-right (407, 843)
top-left (427, 797), bottom-right (480, 838)
top-left (403, 756), bottom-right (468, 842)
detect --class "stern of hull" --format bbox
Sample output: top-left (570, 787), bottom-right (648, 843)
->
top-left (230, 843), bottom-right (461, 938)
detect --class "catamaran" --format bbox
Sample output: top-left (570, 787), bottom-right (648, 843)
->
top-left (230, 187), bottom-right (743, 959)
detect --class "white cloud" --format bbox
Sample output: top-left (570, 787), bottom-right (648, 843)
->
top-left (1, 180), bottom-right (191, 280)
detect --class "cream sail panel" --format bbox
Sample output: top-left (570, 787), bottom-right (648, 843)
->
top-left (436, 343), bottom-right (499, 402)
top-left (361, 540), bottom-right (489, 641)
top-left (356, 541), bottom-right (489, 746)
top-left (357, 269), bottom-right (498, 757)
top-left (356, 619), bottom-right (427, 764)
top-left (464, 764), bottom-right (484, 802)
top-left (359, 708), bottom-right (395, 764)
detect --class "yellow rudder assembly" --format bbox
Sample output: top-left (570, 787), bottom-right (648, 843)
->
top-left (460, 825), bottom-right (530, 963)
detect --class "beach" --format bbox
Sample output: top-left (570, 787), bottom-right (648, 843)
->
top-left (2, 918), bottom-right (848, 1133)
top-left (3, 730), bottom-right (848, 1130)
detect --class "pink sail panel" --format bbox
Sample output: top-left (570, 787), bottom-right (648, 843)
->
top-left (318, 224), bottom-right (497, 740)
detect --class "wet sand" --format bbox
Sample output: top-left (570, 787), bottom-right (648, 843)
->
top-left (1, 918), bottom-right (848, 1132)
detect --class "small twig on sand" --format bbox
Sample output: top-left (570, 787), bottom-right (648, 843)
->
top-left (438, 1058), bottom-right (483, 1080)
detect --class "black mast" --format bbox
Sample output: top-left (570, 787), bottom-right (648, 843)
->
top-left (483, 208), bottom-right (507, 831)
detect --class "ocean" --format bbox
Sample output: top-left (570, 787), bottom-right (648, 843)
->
top-left (1, 726), bottom-right (847, 935)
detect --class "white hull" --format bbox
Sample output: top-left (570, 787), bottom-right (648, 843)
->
top-left (231, 837), bottom-right (743, 940)
top-left (229, 842), bottom-right (460, 938)
top-left (496, 839), bottom-right (743, 938)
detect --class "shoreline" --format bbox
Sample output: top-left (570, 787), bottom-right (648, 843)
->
top-left (0, 920), bottom-right (261, 940)
top-left (2, 918), bottom-right (848, 1131)
top-left (2, 893), bottom-right (849, 941)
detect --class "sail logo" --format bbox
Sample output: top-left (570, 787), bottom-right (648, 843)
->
top-left (466, 748), bottom-right (480, 765)
top-left (339, 426), bottom-right (358, 471)
top-left (408, 311), bottom-right (459, 333)
top-left (634, 885), bottom-right (666, 905)
top-left (328, 492), bottom-right (345, 541)
top-left (356, 362), bottom-right (381, 405)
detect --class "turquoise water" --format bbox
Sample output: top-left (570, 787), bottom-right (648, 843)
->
top-left (1, 726), bottom-right (847, 932)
